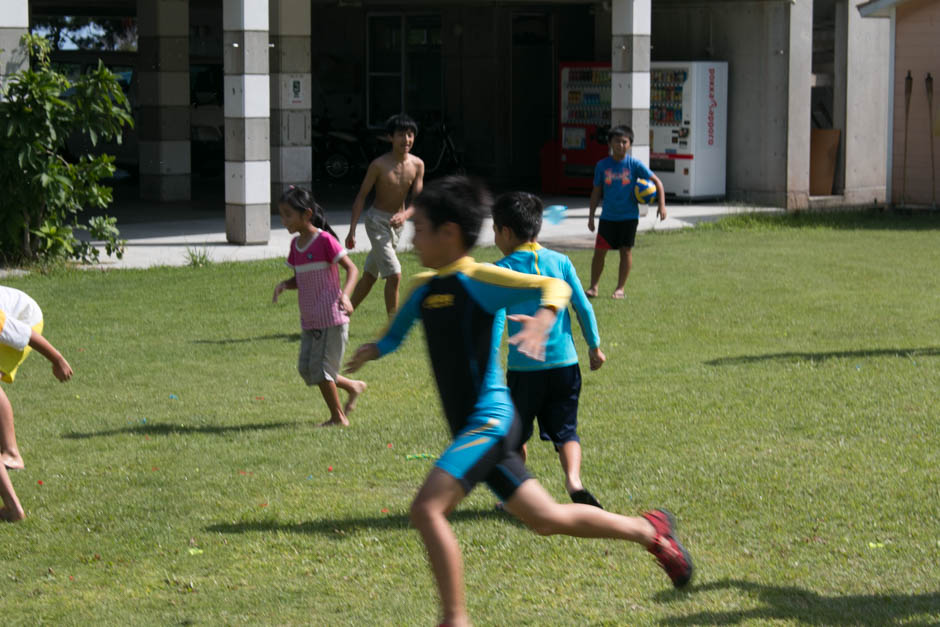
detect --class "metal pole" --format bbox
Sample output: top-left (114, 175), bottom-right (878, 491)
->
top-left (902, 70), bottom-right (912, 206)
top-left (927, 73), bottom-right (936, 209)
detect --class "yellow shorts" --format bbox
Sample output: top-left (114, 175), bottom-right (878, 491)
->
top-left (0, 320), bottom-right (42, 384)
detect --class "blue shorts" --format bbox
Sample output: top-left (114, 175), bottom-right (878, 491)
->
top-left (435, 411), bottom-right (532, 501)
top-left (506, 364), bottom-right (581, 450)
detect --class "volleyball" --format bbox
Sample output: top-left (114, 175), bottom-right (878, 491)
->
top-left (634, 178), bottom-right (657, 205)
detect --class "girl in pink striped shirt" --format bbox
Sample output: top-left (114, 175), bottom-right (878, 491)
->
top-left (273, 188), bottom-right (366, 426)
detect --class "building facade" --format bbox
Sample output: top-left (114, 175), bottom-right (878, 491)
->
top-left (860, 0), bottom-right (939, 208)
top-left (1, 0), bottom-right (892, 243)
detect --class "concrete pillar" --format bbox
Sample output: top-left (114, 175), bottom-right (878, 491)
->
top-left (269, 0), bottom-right (312, 204)
top-left (0, 1), bottom-right (29, 100)
top-left (224, 0), bottom-right (270, 244)
top-left (611, 0), bottom-right (651, 165)
top-left (138, 0), bottom-right (192, 201)
top-left (833, 1), bottom-right (849, 194)
top-left (843, 0), bottom-right (889, 205)
top-left (786, 0), bottom-right (812, 209)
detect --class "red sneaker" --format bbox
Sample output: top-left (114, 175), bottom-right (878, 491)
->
top-left (642, 509), bottom-right (693, 588)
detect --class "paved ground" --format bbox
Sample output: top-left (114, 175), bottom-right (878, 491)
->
top-left (80, 181), bottom-right (779, 270)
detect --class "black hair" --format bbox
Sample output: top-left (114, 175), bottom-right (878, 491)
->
top-left (491, 191), bottom-right (543, 242)
top-left (279, 186), bottom-right (338, 240)
top-left (413, 175), bottom-right (492, 251)
top-left (385, 113), bottom-right (418, 137)
top-left (608, 125), bottom-right (634, 144)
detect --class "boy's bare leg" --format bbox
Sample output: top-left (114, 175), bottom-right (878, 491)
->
top-left (559, 441), bottom-right (602, 508)
top-left (410, 468), bottom-right (470, 627)
top-left (504, 478), bottom-right (654, 544)
top-left (558, 440), bottom-right (584, 494)
top-left (317, 380), bottom-right (349, 427)
top-left (586, 249), bottom-right (606, 298)
top-left (335, 375), bottom-right (366, 415)
top-left (383, 273), bottom-right (402, 316)
top-left (0, 465), bottom-right (25, 522)
top-left (612, 248), bottom-right (632, 299)
top-left (0, 387), bottom-right (24, 470)
top-left (351, 272), bottom-right (377, 310)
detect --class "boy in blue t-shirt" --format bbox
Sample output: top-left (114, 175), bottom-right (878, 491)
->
top-left (492, 191), bottom-right (607, 508)
top-left (587, 125), bottom-right (667, 299)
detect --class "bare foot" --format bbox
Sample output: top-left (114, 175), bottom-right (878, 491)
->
top-left (343, 380), bottom-right (367, 415)
top-left (585, 287), bottom-right (598, 298)
top-left (611, 289), bottom-right (625, 300)
top-left (0, 505), bottom-right (25, 522)
top-left (319, 416), bottom-right (350, 427)
top-left (1, 454), bottom-right (24, 471)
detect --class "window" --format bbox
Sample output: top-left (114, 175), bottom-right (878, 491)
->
top-left (366, 14), bottom-right (442, 127)
top-left (30, 15), bottom-right (138, 52)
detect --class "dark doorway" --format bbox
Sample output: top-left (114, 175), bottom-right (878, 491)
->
top-left (511, 13), bottom-right (554, 181)
top-left (810, 0), bottom-right (847, 196)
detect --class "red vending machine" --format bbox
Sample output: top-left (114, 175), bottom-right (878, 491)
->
top-left (554, 62), bottom-right (611, 193)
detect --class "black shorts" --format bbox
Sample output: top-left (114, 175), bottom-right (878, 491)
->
top-left (596, 218), bottom-right (639, 250)
top-left (506, 364), bottom-right (581, 450)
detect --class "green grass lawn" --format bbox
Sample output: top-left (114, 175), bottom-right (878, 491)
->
top-left (1, 211), bottom-right (938, 625)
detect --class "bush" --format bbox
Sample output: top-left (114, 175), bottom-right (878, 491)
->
top-left (0, 33), bottom-right (132, 265)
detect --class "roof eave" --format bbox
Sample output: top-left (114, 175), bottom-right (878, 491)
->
top-left (858, 0), bottom-right (907, 18)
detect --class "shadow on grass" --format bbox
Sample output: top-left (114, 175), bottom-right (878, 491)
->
top-left (706, 347), bottom-right (940, 366)
top-left (206, 508), bottom-right (522, 537)
top-left (192, 333), bottom-right (301, 345)
top-left (703, 209), bottom-right (940, 232)
top-left (655, 578), bottom-right (940, 625)
top-left (62, 420), bottom-right (297, 439)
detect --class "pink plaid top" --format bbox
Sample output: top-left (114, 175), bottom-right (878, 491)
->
top-left (286, 231), bottom-right (349, 330)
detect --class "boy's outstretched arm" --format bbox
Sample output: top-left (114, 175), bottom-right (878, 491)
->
top-left (28, 331), bottom-right (72, 382)
top-left (507, 307), bottom-right (558, 362)
top-left (346, 275), bottom-right (428, 373)
top-left (344, 343), bottom-right (379, 374)
top-left (465, 264), bottom-right (571, 361)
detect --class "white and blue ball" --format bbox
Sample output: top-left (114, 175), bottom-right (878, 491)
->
top-left (634, 178), bottom-right (657, 205)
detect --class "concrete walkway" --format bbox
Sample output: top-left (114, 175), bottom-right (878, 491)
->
top-left (87, 193), bottom-right (777, 269)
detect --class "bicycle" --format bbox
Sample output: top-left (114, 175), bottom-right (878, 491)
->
top-left (417, 120), bottom-right (465, 176)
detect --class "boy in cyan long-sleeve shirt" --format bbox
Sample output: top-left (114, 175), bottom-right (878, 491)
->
top-left (493, 191), bottom-right (606, 508)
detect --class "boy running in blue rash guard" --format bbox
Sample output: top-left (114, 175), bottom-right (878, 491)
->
top-left (345, 176), bottom-right (693, 627)
top-left (492, 191), bottom-right (606, 509)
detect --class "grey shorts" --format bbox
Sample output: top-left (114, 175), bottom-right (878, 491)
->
top-left (297, 323), bottom-right (348, 386)
top-left (363, 207), bottom-right (403, 278)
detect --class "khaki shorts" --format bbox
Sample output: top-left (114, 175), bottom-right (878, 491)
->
top-left (0, 320), bottom-right (42, 384)
top-left (297, 323), bottom-right (348, 386)
top-left (363, 208), bottom-right (403, 278)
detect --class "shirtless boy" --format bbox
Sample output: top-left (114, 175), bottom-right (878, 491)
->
top-left (345, 114), bottom-right (425, 315)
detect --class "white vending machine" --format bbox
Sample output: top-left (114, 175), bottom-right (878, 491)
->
top-left (650, 61), bottom-right (728, 200)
